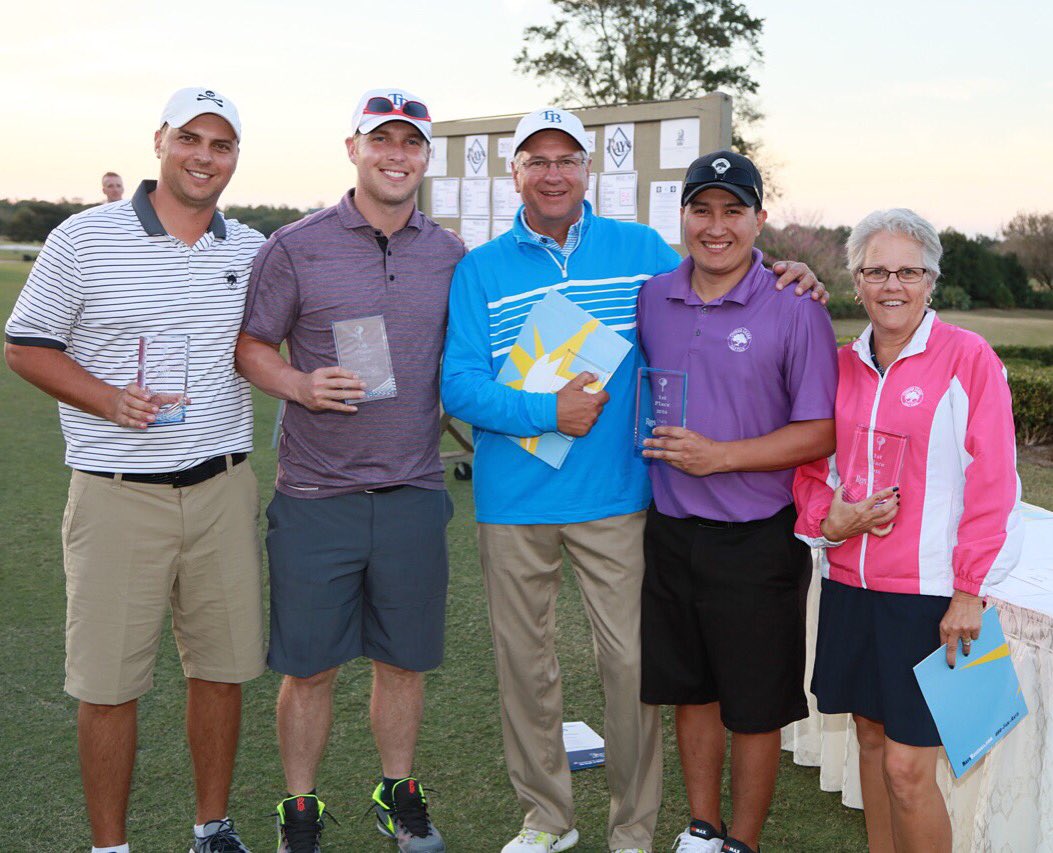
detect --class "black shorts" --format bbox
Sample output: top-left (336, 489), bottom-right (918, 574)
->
top-left (266, 486), bottom-right (454, 678)
top-left (640, 503), bottom-right (811, 733)
top-left (811, 577), bottom-right (946, 747)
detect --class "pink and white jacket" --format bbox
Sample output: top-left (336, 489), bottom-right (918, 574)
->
top-left (793, 311), bottom-right (1022, 597)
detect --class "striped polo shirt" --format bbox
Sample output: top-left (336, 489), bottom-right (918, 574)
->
top-left (5, 180), bottom-right (265, 472)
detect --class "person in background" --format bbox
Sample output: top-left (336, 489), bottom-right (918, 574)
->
top-left (6, 87), bottom-right (264, 853)
top-left (102, 171), bottom-right (124, 202)
top-left (637, 150), bottom-right (838, 853)
top-left (793, 208), bottom-right (1023, 853)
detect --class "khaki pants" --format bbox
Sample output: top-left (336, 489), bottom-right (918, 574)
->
top-left (478, 511), bottom-right (662, 850)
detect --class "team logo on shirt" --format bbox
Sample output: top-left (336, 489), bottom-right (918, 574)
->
top-left (727, 327), bottom-right (752, 352)
top-left (901, 386), bottom-right (924, 407)
top-left (225, 270), bottom-right (239, 289)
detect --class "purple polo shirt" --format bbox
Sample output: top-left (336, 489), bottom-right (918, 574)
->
top-left (637, 249), bottom-right (837, 522)
top-left (242, 190), bottom-right (466, 498)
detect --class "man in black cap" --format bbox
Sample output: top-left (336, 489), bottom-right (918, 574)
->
top-left (636, 150), bottom-right (838, 853)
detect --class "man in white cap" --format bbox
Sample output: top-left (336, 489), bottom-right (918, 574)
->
top-left (5, 87), bottom-right (265, 852)
top-left (236, 87), bottom-right (463, 853)
top-left (441, 108), bottom-right (824, 853)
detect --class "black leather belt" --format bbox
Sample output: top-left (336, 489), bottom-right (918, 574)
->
top-left (78, 453), bottom-right (247, 488)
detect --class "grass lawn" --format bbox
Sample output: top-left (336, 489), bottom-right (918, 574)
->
top-left (833, 307), bottom-right (1053, 347)
top-left (1, 260), bottom-right (1048, 851)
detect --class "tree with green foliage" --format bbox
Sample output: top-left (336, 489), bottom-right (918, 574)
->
top-left (514, 0), bottom-right (765, 154)
top-left (223, 204), bottom-right (306, 238)
top-left (939, 229), bottom-right (1028, 309)
top-left (1002, 212), bottom-right (1053, 291)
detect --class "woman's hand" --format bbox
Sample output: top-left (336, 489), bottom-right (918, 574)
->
top-left (819, 485), bottom-right (900, 542)
top-left (940, 591), bottom-right (983, 668)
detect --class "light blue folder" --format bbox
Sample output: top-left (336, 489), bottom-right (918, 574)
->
top-left (913, 607), bottom-right (1027, 778)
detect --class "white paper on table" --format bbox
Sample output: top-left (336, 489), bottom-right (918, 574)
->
top-left (649, 180), bottom-right (683, 245)
top-left (603, 123), bottom-right (635, 172)
top-left (461, 178), bottom-right (491, 218)
top-left (585, 173), bottom-right (597, 208)
top-left (659, 118), bottom-right (700, 170)
top-left (491, 218), bottom-right (513, 239)
top-left (464, 134), bottom-right (489, 177)
top-left (425, 137), bottom-right (448, 177)
top-left (430, 178), bottom-right (460, 217)
top-left (584, 130), bottom-right (597, 154)
top-left (987, 510), bottom-right (1053, 617)
top-left (460, 218), bottom-right (491, 250)
top-left (599, 171), bottom-right (638, 218)
top-left (491, 178), bottom-right (521, 219)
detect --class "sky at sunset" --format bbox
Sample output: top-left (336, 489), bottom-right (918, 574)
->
top-left (2, 0), bottom-right (1049, 236)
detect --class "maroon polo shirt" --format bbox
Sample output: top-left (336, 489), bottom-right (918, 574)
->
top-left (242, 190), bottom-right (466, 497)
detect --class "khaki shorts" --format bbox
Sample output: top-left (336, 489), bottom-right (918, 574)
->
top-left (62, 458), bottom-right (266, 705)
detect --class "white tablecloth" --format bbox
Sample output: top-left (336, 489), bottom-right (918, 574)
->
top-left (782, 504), bottom-right (1053, 852)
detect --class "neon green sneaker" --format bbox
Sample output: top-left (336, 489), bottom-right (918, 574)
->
top-left (274, 793), bottom-right (332, 853)
top-left (372, 778), bottom-right (446, 852)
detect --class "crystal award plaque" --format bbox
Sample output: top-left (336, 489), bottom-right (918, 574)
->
top-left (137, 334), bottom-right (189, 425)
top-left (332, 315), bottom-right (397, 403)
top-left (634, 367), bottom-right (688, 450)
top-left (841, 424), bottom-right (908, 503)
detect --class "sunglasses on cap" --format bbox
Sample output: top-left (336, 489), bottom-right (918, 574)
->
top-left (363, 96), bottom-right (431, 122)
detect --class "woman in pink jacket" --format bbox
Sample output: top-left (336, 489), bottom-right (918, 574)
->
top-left (793, 208), bottom-right (1021, 853)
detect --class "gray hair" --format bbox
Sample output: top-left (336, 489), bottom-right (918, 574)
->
top-left (846, 208), bottom-right (942, 284)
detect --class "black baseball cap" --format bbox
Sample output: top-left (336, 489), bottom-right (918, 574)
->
top-left (681, 150), bottom-right (763, 208)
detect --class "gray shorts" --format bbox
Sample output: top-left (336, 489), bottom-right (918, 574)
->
top-left (266, 485), bottom-right (454, 677)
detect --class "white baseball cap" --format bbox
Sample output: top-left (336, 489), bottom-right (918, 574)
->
top-left (160, 87), bottom-right (242, 141)
top-left (351, 88), bottom-right (433, 142)
top-left (513, 107), bottom-right (588, 155)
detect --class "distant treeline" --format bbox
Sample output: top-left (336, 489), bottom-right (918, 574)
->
top-left (758, 223), bottom-right (1053, 313)
top-left (4, 199), bottom-right (1051, 312)
top-left (0, 199), bottom-right (306, 242)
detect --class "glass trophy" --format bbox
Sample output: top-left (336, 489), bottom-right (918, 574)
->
top-left (841, 424), bottom-right (908, 503)
top-left (332, 315), bottom-right (397, 403)
top-left (634, 367), bottom-right (688, 450)
top-left (137, 334), bottom-right (189, 425)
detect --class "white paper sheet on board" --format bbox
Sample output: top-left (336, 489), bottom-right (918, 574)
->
top-left (599, 171), bottom-right (638, 218)
top-left (603, 123), bottom-right (635, 172)
top-left (430, 178), bottom-right (460, 217)
top-left (491, 178), bottom-right (522, 219)
top-left (461, 218), bottom-right (491, 250)
top-left (649, 180), bottom-right (683, 244)
top-left (461, 178), bottom-right (491, 218)
top-left (464, 134), bottom-right (489, 177)
top-left (659, 118), bottom-right (700, 169)
top-left (425, 137), bottom-right (448, 177)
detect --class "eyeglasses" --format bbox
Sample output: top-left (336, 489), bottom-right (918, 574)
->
top-left (857, 267), bottom-right (929, 284)
top-left (363, 96), bottom-right (431, 122)
top-left (518, 156), bottom-right (587, 175)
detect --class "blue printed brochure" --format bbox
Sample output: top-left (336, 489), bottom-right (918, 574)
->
top-left (913, 607), bottom-right (1027, 778)
top-left (562, 720), bottom-right (605, 771)
top-left (495, 290), bottom-right (632, 469)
